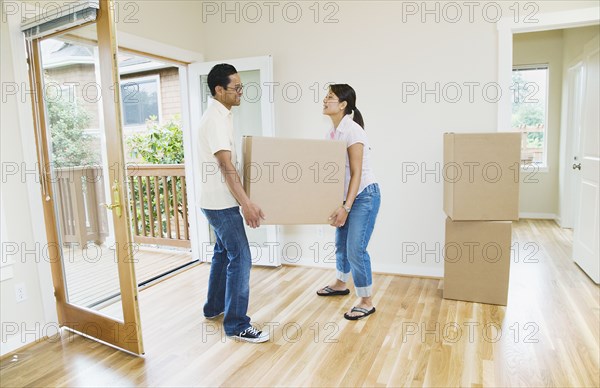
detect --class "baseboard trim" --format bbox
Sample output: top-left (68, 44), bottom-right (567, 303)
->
top-left (280, 263), bottom-right (443, 279)
top-left (519, 212), bottom-right (558, 220)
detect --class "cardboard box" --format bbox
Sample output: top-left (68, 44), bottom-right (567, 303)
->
top-left (443, 217), bottom-right (511, 305)
top-left (242, 136), bottom-right (346, 225)
top-left (443, 132), bottom-right (521, 221)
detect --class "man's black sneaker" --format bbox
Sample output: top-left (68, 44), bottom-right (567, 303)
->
top-left (231, 326), bottom-right (269, 343)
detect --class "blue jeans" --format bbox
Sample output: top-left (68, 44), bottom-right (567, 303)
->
top-left (201, 207), bottom-right (252, 336)
top-left (336, 183), bottom-right (381, 297)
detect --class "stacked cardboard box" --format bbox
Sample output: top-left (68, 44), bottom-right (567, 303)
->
top-left (443, 133), bottom-right (521, 305)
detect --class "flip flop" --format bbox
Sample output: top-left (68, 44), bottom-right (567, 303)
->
top-left (344, 306), bottom-right (376, 320)
top-left (316, 286), bottom-right (350, 296)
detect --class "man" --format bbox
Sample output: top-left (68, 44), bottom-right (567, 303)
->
top-left (198, 63), bottom-right (268, 343)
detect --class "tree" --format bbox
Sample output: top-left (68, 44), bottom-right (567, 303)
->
top-left (46, 96), bottom-right (98, 167)
top-left (512, 102), bottom-right (545, 127)
top-left (511, 70), bottom-right (546, 129)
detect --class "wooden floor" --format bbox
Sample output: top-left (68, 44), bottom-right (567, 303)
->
top-left (1, 220), bottom-right (598, 387)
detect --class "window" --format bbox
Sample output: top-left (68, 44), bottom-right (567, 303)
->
top-left (60, 83), bottom-right (77, 105)
top-left (121, 75), bottom-right (160, 126)
top-left (511, 65), bottom-right (549, 167)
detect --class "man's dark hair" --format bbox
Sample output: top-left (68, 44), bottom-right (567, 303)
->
top-left (207, 63), bottom-right (238, 97)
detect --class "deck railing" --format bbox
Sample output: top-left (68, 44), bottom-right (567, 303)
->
top-left (54, 164), bottom-right (190, 249)
top-left (126, 164), bottom-right (190, 248)
top-left (54, 166), bottom-right (109, 246)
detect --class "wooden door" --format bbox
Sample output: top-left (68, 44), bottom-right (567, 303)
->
top-left (27, 0), bottom-right (143, 353)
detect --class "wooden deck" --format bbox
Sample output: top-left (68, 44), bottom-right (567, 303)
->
top-left (61, 244), bottom-right (193, 310)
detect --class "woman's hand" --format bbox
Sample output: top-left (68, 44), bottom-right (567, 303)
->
top-left (329, 207), bottom-right (348, 228)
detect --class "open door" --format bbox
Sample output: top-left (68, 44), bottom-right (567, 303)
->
top-left (187, 56), bottom-right (280, 267)
top-left (573, 35), bottom-right (600, 284)
top-left (560, 62), bottom-right (584, 229)
top-left (24, 0), bottom-right (143, 353)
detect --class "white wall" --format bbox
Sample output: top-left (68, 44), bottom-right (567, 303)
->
top-left (563, 25), bottom-right (600, 62)
top-left (113, 0), bottom-right (205, 59)
top-left (199, 1), bottom-right (598, 276)
top-left (513, 30), bottom-right (564, 218)
top-left (202, 1), bottom-right (495, 276)
top-left (1, 11), bottom-right (53, 355)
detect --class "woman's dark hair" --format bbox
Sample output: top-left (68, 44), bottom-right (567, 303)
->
top-left (207, 63), bottom-right (238, 96)
top-left (329, 84), bottom-right (364, 129)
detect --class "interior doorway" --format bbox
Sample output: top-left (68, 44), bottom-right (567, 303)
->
top-left (35, 30), bottom-right (198, 321)
top-left (116, 50), bottom-right (197, 289)
top-left (187, 56), bottom-right (280, 267)
top-left (499, 9), bottom-right (600, 284)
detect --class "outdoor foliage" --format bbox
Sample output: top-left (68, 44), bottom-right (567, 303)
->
top-left (511, 71), bottom-right (545, 150)
top-left (47, 94), bottom-right (99, 167)
top-left (126, 116), bottom-right (186, 237)
top-left (126, 115), bottom-right (184, 164)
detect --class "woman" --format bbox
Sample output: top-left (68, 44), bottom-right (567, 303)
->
top-left (317, 84), bottom-right (381, 320)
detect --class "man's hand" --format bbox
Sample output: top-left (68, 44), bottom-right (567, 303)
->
top-left (242, 201), bottom-right (265, 228)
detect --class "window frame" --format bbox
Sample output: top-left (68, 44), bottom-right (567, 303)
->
top-left (120, 73), bottom-right (162, 129)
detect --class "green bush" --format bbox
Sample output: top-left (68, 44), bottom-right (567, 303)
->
top-left (126, 115), bottom-right (185, 237)
top-left (127, 115), bottom-right (184, 164)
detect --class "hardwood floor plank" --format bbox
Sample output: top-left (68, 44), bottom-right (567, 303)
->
top-left (1, 220), bottom-right (598, 387)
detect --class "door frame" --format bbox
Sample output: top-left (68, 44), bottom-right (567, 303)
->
top-left (496, 7), bottom-right (599, 281)
top-left (496, 6), bottom-right (599, 220)
top-left (184, 56), bottom-right (280, 266)
top-left (25, 0), bottom-right (144, 354)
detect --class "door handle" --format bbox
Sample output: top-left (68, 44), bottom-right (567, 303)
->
top-left (572, 163), bottom-right (581, 170)
top-left (101, 179), bottom-right (122, 218)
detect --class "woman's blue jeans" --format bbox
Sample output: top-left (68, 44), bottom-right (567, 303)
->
top-left (335, 183), bottom-right (381, 297)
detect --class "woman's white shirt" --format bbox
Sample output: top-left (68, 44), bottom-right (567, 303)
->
top-left (328, 114), bottom-right (377, 200)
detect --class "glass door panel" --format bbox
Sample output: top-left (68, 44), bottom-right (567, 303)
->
top-left (26, 0), bottom-right (143, 354)
top-left (39, 23), bottom-right (123, 319)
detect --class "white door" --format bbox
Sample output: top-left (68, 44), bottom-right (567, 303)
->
top-left (573, 36), bottom-right (600, 284)
top-left (561, 63), bottom-right (584, 229)
top-left (187, 56), bottom-right (280, 267)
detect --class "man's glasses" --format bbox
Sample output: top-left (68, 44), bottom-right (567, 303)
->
top-left (225, 84), bottom-right (244, 93)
